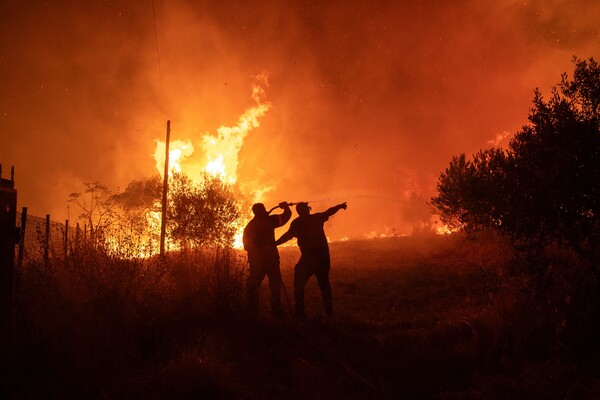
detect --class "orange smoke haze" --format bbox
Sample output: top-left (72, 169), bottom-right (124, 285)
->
top-left (1, 0), bottom-right (599, 240)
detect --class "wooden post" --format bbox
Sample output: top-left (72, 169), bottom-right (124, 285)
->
top-left (44, 214), bottom-right (50, 268)
top-left (75, 222), bottom-right (80, 252)
top-left (160, 120), bottom-right (171, 256)
top-left (64, 219), bottom-right (69, 259)
top-left (17, 207), bottom-right (27, 269)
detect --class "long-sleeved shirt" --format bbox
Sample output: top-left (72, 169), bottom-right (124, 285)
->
top-left (275, 204), bottom-right (346, 253)
top-left (285, 213), bottom-right (330, 252)
top-left (243, 209), bottom-right (291, 263)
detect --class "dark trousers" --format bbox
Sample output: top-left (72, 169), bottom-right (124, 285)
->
top-left (247, 259), bottom-right (282, 316)
top-left (294, 248), bottom-right (332, 317)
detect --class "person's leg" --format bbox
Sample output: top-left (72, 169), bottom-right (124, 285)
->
top-left (315, 254), bottom-right (332, 316)
top-left (246, 262), bottom-right (266, 317)
top-left (266, 261), bottom-right (283, 316)
top-left (294, 256), bottom-right (311, 318)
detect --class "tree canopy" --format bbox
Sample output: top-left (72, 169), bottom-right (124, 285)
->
top-left (167, 173), bottom-right (242, 248)
top-left (70, 172), bottom-right (247, 254)
top-left (431, 57), bottom-right (599, 257)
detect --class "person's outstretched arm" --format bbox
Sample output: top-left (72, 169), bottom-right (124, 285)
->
top-left (275, 230), bottom-right (294, 246)
top-left (324, 202), bottom-right (347, 218)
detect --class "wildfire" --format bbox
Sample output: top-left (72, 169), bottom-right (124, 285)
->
top-left (153, 139), bottom-right (194, 175)
top-left (154, 73), bottom-right (270, 184)
top-left (431, 215), bottom-right (456, 235)
top-left (202, 73), bottom-right (270, 184)
top-left (151, 74), bottom-right (272, 250)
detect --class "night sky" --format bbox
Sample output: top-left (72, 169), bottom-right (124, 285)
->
top-left (1, 0), bottom-right (599, 239)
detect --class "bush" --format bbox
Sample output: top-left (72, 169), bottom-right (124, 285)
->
top-left (431, 57), bottom-right (599, 260)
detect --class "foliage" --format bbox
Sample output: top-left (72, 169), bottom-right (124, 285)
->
top-left (114, 175), bottom-right (163, 211)
top-left (70, 172), bottom-right (246, 254)
top-left (432, 57), bottom-right (600, 258)
top-left (167, 173), bottom-right (242, 248)
top-left (113, 175), bottom-right (163, 240)
top-left (431, 149), bottom-right (509, 232)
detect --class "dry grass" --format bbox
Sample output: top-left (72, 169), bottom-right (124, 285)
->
top-left (8, 233), bottom-right (600, 399)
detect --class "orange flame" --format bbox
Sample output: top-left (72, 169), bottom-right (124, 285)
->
top-left (202, 73), bottom-right (270, 184)
top-left (153, 139), bottom-right (194, 175)
top-left (153, 73), bottom-right (270, 185)
top-left (150, 74), bottom-right (271, 250)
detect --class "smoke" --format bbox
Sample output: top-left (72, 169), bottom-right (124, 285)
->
top-left (0, 0), bottom-right (598, 239)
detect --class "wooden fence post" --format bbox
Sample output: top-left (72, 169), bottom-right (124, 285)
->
top-left (17, 207), bottom-right (26, 269)
top-left (0, 164), bottom-right (17, 395)
top-left (44, 214), bottom-right (50, 268)
top-left (75, 222), bottom-right (80, 252)
top-left (64, 219), bottom-right (69, 259)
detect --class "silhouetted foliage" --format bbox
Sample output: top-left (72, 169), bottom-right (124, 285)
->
top-left (432, 57), bottom-right (599, 258)
top-left (167, 173), bottom-right (242, 248)
top-left (71, 173), bottom-right (244, 253)
top-left (115, 175), bottom-right (163, 211)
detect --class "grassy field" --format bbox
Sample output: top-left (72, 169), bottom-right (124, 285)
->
top-left (8, 234), bottom-right (600, 399)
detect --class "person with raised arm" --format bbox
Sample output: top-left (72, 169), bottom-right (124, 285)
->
top-left (275, 202), bottom-right (347, 319)
top-left (243, 202), bottom-right (292, 318)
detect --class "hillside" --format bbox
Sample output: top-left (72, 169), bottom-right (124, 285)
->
top-left (9, 234), bottom-right (600, 399)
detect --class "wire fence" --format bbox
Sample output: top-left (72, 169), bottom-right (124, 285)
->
top-left (17, 212), bottom-right (59, 263)
top-left (15, 211), bottom-right (163, 265)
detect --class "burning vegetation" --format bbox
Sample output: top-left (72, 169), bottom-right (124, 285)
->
top-left (4, 54), bottom-right (600, 399)
top-left (66, 76), bottom-right (272, 257)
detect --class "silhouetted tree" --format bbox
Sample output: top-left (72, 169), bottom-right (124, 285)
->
top-left (432, 57), bottom-right (599, 258)
top-left (431, 148), bottom-right (509, 232)
top-left (114, 175), bottom-right (163, 238)
top-left (73, 173), bottom-right (245, 253)
top-left (68, 182), bottom-right (118, 241)
top-left (115, 175), bottom-right (163, 211)
top-left (167, 173), bottom-right (242, 248)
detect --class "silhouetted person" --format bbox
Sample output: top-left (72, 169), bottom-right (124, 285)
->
top-left (275, 202), bottom-right (347, 319)
top-left (243, 202), bottom-right (291, 318)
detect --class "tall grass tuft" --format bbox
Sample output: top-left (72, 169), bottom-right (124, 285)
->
top-left (11, 242), bottom-right (247, 398)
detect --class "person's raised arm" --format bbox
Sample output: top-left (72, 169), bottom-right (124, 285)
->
top-left (275, 202), bottom-right (292, 227)
top-left (324, 202), bottom-right (347, 218)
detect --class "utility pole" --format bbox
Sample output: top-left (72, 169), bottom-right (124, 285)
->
top-left (160, 120), bottom-right (170, 256)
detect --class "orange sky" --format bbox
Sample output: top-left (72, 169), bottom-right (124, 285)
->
top-left (1, 0), bottom-right (599, 239)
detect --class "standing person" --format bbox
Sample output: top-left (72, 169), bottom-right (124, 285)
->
top-left (243, 202), bottom-right (291, 318)
top-left (275, 202), bottom-right (347, 319)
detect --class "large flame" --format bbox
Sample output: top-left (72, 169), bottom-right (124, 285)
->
top-left (151, 74), bottom-right (271, 250)
top-left (154, 73), bottom-right (270, 184)
top-left (202, 73), bottom-right (270, 184)
top-left (154, 139), bottom-right (194, 175)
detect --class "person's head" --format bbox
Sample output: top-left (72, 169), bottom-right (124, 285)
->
top-left (296, 202), bottom-right (311, 216)
top-left (251, 203), bottom-right (268, 217)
